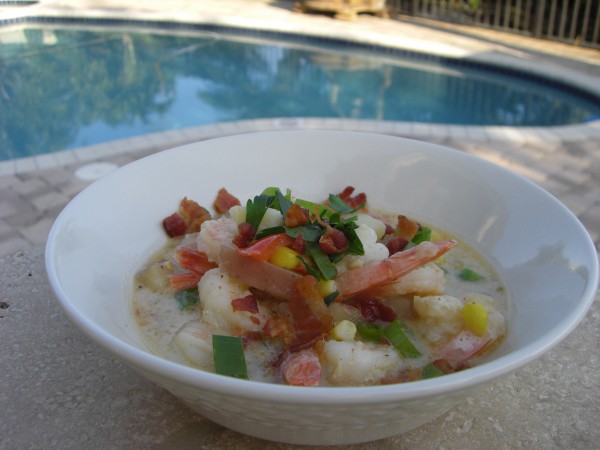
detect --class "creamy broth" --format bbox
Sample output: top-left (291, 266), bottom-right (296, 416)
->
top-left (132, 188), bottom-right (508, 386)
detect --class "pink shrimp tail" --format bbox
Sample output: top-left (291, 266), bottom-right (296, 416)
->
top-left (336, 240), bottom-right (456, 300)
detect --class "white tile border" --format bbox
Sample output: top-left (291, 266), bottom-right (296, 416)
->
top-left (1, 118), bottom-right (599, 176)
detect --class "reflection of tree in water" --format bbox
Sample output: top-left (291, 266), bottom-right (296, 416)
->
top-left (0, 29), bottom-right (175, 157)
top-left (1, 28), bottom-right (597, 159)
top-left (187, 42), bottom-right (396, 120)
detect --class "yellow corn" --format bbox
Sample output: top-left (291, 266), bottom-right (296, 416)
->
top-left (269, 246), bottom-right (300, 270)
top-left (461, 302), bottom-right (488, 336)
top-left (331, 320), bottom-right (357, 341)
top-left (317, 279), bottom-right (337, 298)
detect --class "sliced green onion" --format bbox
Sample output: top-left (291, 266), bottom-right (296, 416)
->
top-left (356, 323), bottom-right (384, 342)
top-left (212, 335), bottom-right (249, 379)
top-left (458, 268), bottom-right (484, 282)
top-left (174, 288), bottom-right (199, 310)
top-left (297, 255), bottom-right (323, 280)
top-left (384, 319), bottom-right (422, 358)
top-left (284, 224), bottom-right (323, 242)
top-left (306, 242), bottom-right (337, 280)
top-left (421, 363), bottom-right (444, 379)
top-left (323, 291), bottom-right (339, 305)
top-left (335, 222), bottom-right (364, 256)
top-left (411, 227), bottom-right (431, 245)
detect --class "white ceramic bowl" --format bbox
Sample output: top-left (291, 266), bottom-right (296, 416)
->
top-left (45, 131), bottom-right (598, 445)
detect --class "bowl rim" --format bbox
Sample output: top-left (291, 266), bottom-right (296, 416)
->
top-left (45, 130), bottom-right (599, 403)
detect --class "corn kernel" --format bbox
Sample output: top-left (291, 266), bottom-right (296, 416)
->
top-left (269, 246), bottom-right (300, 270)
top-left (331, 320), bottom-right (357, 341)
top-left (461, 302), bottom-right (488, 336)
top-left (317, 279), bottom-right (337, 298)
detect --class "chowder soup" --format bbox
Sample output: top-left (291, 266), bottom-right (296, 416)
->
top-left (132, 187), bottom-right (507, 386)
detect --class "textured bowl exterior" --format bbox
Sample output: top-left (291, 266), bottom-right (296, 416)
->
top-left (46, 131), bottom-right (598, 445)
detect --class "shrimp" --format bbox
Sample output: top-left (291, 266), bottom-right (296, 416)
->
top-left (172, 319), bottom-right (214, 369)
top-left (336, 240), bottom-right (456, 300)
top-left (198, 267), bottom-right (271, 335)
top-left (321, 340), bottom-right (403, 386)
top-left (196, 217), bottom-right (238, 263)
top-left (219, 239), bottom-right (455, 303)
top-left (335, 224), bottom-right (389, 272)
top-left (415, 293), bottom-right (506, 364)
top-left (413, 295), bottom-right (464, 344)
top-left (281, 349), bottom-right (322, 386)
top-left (364, 263), bottom-right (445, 297)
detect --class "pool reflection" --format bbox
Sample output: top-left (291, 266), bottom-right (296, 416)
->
top-left (1, 27), bottom-right (599, 160)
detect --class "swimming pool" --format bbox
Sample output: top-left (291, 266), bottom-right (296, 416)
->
top-left (1, 23), bottom-right (600, 161)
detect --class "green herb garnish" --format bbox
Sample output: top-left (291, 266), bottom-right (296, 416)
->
top-left (328, 194), bottom-right (365, 214)
top-left (458, 268), bottom-right (484, 282)
top-left (335, 221), bottom-right (364, 256)
top-left (421, 363), bottom-right (445, 379)
top-left (248, 187), bottom-right (367, 290)
top-left (357, 323), bottom-right (385, 342)
top-left (174, 288), bottom-right (199, 310)
top-left (306, 242), bottom-right (338, 280)
top-left (245, 194), bottom-right (274, 231)
top-left (384, 319), bottom-right (422, 358)
top-left (212, 335), bottom-right (249, 379)
top-left (411, 226), bottom-right (431, 245)
top-left (323, 291), bottom-right (340, 305)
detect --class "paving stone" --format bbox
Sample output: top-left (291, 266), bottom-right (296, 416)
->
top-left (0, 199), bottom-right (22, 220)
top-left (9, 178), bottom-right (49, 197)
top-left (37, 167), bottom-right (77, 187)
top-left (0, 175), bottom-right (20, 190)
top-left (30, 191), bottom-right (71, 214)
top-left (20, 217), bottom-right (56, 244)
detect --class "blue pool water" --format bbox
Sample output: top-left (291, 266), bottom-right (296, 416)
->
top-left (1, 24), bottom-right (600, 161)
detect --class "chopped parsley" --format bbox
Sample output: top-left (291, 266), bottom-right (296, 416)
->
top-left (248, 188), bottom-right (365, 281)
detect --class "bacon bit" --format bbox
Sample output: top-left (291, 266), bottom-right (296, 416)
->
top-left (397, 215), bottom-right (419, 242)
top-left (319, 227), bottom-right (349, 255)
top-left (384, 236), bottom-right (409, 255)
top-left (284, 203), bottom-right (310, 227)
top-left (337, 186), bottom-right (367, 210)
top-left (243, 330), bottom-right (262, 341)
top-left (169, 271), bottom-right (201, 292)
top-left (173, 247), bottom-right (217, 274)
top-left (271, 350), bottom-right (290, 369)
top-left (288, 276), bottom-right (334, 351)
top-left (231, 295), bottom-right (259, 313)
top-left (291, 234), bottom-right (306, 254)
top-left (214, 188), bottom-right (241, 214)
top-left (354, 298), bottom-right (398, 323)
top-left (384, 224), bottom-right (395, 236)
top-left (179, 197), bottom-right (211, 233)
top-left (249, 287), bottom-right (284, 303)
top-left (431, 359), bottom-right (456, 374)
top-left (163, 213), bottom-right (187, 237)
top-left (262, 317), bottom-right (294, 342)
top-left (281, 350), bottom-right (322, 387)
top-left (232, 222), bottom-right (256, 248)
